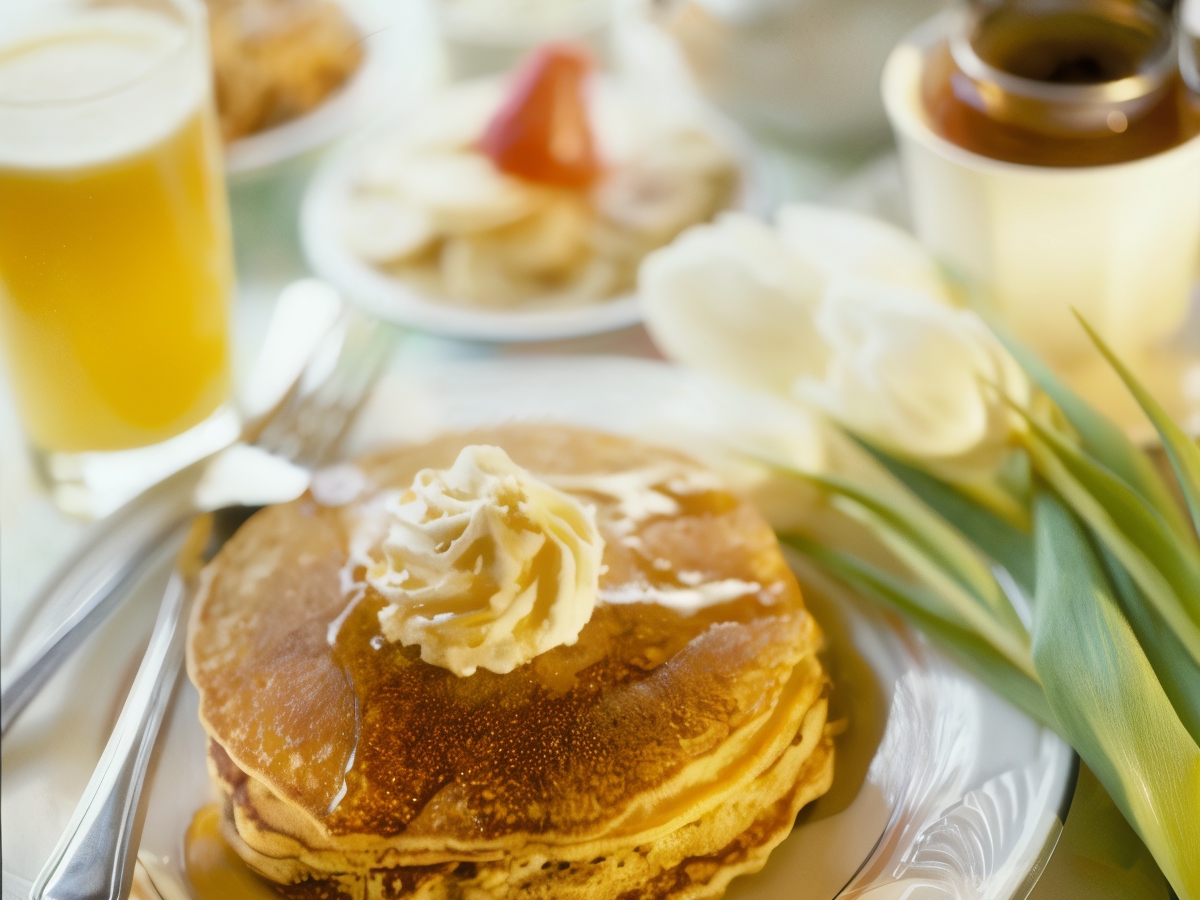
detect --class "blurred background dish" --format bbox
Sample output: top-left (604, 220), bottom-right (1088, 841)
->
top-left (654, 0), bottom-right (951, 150)
top-left (208, 0), bottom-right (364, 145)
top-left (302, 67), bottom-right (763, 341)
top-left (219, 0), bottom-right (430, 176)
top-left (221, 0), bottom-right (439, 289)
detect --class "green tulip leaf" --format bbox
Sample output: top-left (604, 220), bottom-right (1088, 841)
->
top-left (1023, 424), bottom-right (1200, 663)
top-left (1076, 314), bottom-right (1200, 538)
top-left (1097, 545), bottom-right (1200, 749)
top-left (782, 532), bottom-right (1051, 727)
top-left (768, 461), bottom-right (1028, 641)
top-left (825, 496), bottom-right (1036, 676)
top-left (994, 327), bottom-right (1192, 542)
top-left (852, 436), bottom-right (1036, 594)
top-left (1031, 492), bottom-right (1200, 900)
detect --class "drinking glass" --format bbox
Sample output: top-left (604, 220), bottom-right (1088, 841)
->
top-left (883, 2), bottom-right (1200, 363)
top-left (0, 0), bottom-right (238, 516)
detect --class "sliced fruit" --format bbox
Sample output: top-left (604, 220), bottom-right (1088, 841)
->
top-left (342, 193), bottom-right (435, 264)
top-left (487, 193), bottom-right (591, 275)
top-left (639, 127), bottom-right (734, 177)
top-left (594, 162), bottom-right (716, 245)
top-left (396, 152), bottom-right (539, 235)
top-left (478, 43), bottom-right (602, 189)
top-left (440, 236), bottom-right (532, 308)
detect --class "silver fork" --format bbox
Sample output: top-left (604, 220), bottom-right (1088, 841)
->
top-left (28, 308), bottom-right (398, 900)
top-left (0, 304), bottom-right (395, 737)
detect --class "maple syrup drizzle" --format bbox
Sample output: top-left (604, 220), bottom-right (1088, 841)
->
top-left (185, 805), bottom-right (281, 900)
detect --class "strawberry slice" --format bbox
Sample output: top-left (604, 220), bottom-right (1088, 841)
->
top-left (479, 43), bottom-right (601, 189)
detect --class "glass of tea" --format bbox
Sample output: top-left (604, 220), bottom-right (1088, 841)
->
top-left (883, 0), bottom-right (1200, 385)
top-left (0, 0), bottom-right (237, 516)
top-left (927, 0), bottom-right (1200, 167)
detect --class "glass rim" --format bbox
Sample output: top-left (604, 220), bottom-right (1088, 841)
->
top-left (949, 0), bottom-right (1176, 108)
top-left (0, 0), bottom-right (205, 111)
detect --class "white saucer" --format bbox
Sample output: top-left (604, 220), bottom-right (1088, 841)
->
top-left (223, 0), bottom-right (438, 178)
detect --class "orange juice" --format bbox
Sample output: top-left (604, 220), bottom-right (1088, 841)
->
top-left (0, 5), bottom-right (233, 454)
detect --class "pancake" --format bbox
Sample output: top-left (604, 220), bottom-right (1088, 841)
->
top-left (187, 425), bottom-right (834, 899)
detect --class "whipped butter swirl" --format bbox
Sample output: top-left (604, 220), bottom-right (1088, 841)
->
top-left (365, 445), bottom-right (604, 676)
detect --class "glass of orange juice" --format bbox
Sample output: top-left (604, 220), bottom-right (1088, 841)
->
top-left (0, 0), bottom-right (237, 516)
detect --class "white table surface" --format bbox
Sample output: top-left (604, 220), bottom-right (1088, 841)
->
top-left (1, 3), bottom-right (1193, 894)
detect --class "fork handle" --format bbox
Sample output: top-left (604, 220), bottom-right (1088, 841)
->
top-left (0, 459), bottom-right (205, 738)
top-left (31, 570), bottom-right (190, 900)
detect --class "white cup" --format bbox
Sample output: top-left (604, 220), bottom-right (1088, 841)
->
top-left (882, 13), bottom-right (1200, 365)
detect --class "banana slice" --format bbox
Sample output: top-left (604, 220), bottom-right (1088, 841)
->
top-left (356, 137), bottom-right (415, 193)
top-left (342, 193), bottom-right (435, 264)
top-left (549, 255), bottom-right (630, 308)
top-left (594, 163), bottom-right (717, 246)
top-left (357, 86), bottom-right (503, 194)
top-left (486, 195), bottom-right (591, 276)
top-left (639, 127), bottom-right (734, 178)
top-left (437, 205), bottom-right (592, 307)
top-left (440, 236), bottom-right (534, 308)
top-left (397, 153), bottom-right (540, 235)
top-left (400, 82), bottom-right (501, 154)
top-left (590, 217), bottom-right (654, 264)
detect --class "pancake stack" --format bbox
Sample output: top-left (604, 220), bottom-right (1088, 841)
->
top-left (187, 425), bottom-right (834, 900)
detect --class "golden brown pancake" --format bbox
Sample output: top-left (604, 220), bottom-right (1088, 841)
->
top-left (187, 425), bottom-right (833, 899)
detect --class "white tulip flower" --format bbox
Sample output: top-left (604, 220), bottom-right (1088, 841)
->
top-left (639, 212), bottom-right (829, 392)
top-left (776, 204), bottom-right (952, 304)
top-left (799, 282), bottom-right (1030, 462)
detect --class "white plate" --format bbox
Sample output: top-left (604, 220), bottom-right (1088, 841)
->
top-left (0, 357), bottom-right (1074, 900)
top-left (223, 0), bottom-right (439, 178)
top-left (301, 85), bottom-right (766, 343)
